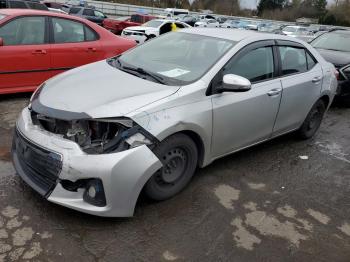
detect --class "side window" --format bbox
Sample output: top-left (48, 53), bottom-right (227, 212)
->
top-left (52, 18), bottom-right (84, 43)
top-left (306, 51), bottom-right (317, 70)
top-left (175, 23), bottom-right (185, 29)
top-left (0, 16), bottom-right (45, 45)
top-left (27, 2), bottom-right (48, 10)
top-left (279, 46), bottom-right (307, 75)
top-left (94, 10), bottom-right (105, 18)
top-left (85, 26), bottom-right (97, 41)
top-left (69, 7), bottom-right (81, 14)
top-left (8, 0), bottom-right (27, 8)
top-left (82, 9), bottom-right (94, 16)
top-left (224, 46), bottom-right (274, 83)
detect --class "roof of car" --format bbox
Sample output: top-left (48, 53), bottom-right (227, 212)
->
top-left (0, 8), bottom-right (90, 23)
top-left (180, 28), bottom-right (285, 42)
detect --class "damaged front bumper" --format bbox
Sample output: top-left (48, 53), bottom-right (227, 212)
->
top-left (12, 107), bottom-right (162, 217)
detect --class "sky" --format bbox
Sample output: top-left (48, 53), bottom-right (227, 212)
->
top-left (240, 0), bottom-right (258, 9)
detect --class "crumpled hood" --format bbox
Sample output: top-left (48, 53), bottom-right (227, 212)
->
top-left (316, 48), bottom-right (350, 68)
top-left (35, 60), bottom-right (179, 119)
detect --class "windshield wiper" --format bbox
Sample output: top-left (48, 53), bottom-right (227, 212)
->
top-left (122, 66), bottom-right (166, 85)
top-left (108, 57), bottom-right (167, 85)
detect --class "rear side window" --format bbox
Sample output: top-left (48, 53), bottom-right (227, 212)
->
top-left (52, 18), bottom-right (84, 43)
top-left (85, 26), bottom-right (97, 41)
top-left (52, 18), bottom-right (98, 43)
top-left (224, 46), bottom-right (274, 83)
top-left (279, 46), bottom-right (307, 75)
top-left (82, 9), bottom-right (94, 16)
top-left (8, 0), bottom-right (27, 8)
top-left (94, 10), bottom-right (105, 18)
top-left (69, 7), bottom-right (81, 14)
top-left (0, 16), bottom-right (45, 45)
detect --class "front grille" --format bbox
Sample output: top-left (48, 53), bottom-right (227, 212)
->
top-left (14, 129), bottom-right (62, 196)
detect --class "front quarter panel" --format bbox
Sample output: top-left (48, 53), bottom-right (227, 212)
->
top-left (129, 81), bottom-right (213, 167)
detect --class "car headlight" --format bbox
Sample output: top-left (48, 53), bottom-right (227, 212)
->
top-left (31, 112), bottom-right (157, 154)
top-left (30, 83), bottom-right (45, 103)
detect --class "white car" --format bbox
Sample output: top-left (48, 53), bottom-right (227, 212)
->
top-left (194, 19), bottom-right (219, 28)
top-left (121, 19), bottom-right (190, 44)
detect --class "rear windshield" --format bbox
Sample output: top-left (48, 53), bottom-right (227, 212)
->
top-left (311, 31), bottom-right (350, 52)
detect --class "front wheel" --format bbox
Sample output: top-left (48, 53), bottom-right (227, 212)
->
top-left (298, 100), bottom-right (326, 139)
top-left (144, 134), bottom-right (198, 201)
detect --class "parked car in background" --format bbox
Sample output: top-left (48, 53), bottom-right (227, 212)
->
top-left (244, 20), bottom-right (259, 30)
top-left (121, 19), bottom-right (190, 44)
top-left (216, 16), bottom-right (227, 24)
top-left (311, 29), bottom-right (350, 104)
top-left (164, 8), bottom-right (189, 18)
top-left (103, 13), bottom-right (156, 35)
top-left (194, 19), bottom-right (219, 28)
top-left (12, 29), bottom-right (337, 217)
top-left (220, 19), bottom-right (239, 28)
top-left (69, 6), bottom-right (107, 26)
top-left (179, 15), bottom-right (198, 27)
top-left (259, 23), bottom-right (286, 34)
top-left (281, 25), bottom-right (314, 42)
top-left (0, 0), bottom-right (48, 10)
top-left (0, 9), bottom-right (136, 94)
top-left (42, 1), bottom-right (67, 14)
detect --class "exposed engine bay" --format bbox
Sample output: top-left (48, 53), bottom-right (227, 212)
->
top-left (30, 110), bottom-right (155, 154)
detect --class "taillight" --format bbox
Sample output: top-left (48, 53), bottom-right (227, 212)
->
top-left (334, 69), bottom-right (339, 80)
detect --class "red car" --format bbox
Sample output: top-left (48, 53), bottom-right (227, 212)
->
top-left (103, 14), bottom-right (156, 35)
top-left (0, 9), bottom-right (136, 94)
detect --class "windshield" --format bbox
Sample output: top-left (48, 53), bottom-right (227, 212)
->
top-left (312, 31), bottom-right (350, 52)
top-left (143, 20), bottom-right (163, 28)
top-left (0, 14), bottom-right (6, 21)
top-left (113, 32), bottom-right (235, 85)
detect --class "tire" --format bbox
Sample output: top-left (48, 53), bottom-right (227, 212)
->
top-left (298, 100), bottom-right (326, 139)
top-left (144, 134), bottom-right (198, 201)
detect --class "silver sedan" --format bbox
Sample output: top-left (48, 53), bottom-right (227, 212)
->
top-left (12, 28), bottom-right (338, 217)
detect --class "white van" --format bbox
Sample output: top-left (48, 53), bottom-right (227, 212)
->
top-left (164, 8), bottom-right (189, 17)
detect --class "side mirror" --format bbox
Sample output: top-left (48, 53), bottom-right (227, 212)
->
top-left (0, 37), bottom-right (3, 46)
top-left (218, 74), bottom-right (251, 93)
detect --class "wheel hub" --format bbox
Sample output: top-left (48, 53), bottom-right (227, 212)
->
top-left (159, 148), bottom-right (187, 184)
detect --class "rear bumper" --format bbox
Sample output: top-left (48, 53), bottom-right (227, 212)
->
top-left (12, 107), bottom-right (162, 217)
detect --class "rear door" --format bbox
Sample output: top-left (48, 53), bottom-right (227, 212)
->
top-left (0, 16), bottom-right (51, 93)
top-left (49, 17), bottom-right (102, 75)
top-left (272, 41), bottom-right (323, 136)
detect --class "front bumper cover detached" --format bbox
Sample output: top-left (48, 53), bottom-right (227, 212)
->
top-left (12, 107), bottom-right (162, 217)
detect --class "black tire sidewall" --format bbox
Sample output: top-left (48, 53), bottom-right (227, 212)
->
top-left (298, 100), bottom-right (326, 139)
top-left (145, 134), bottom-right (198, 201)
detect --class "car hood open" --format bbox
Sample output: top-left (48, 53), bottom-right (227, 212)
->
top-left (32, 60), bottom-right (180, 120)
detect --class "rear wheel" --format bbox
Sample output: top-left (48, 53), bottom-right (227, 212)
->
top-left (298, 100), bottom-right (326, 139)
top-left (145, 134), bottom-right (198, 201)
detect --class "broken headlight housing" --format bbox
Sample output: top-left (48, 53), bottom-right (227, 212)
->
top-left (31, 111), bottom-right (156, 154)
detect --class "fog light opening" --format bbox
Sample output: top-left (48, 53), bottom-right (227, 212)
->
top-left (83, 179), bottom-right (107, 207)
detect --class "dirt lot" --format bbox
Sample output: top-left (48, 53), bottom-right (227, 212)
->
top-left (0, 94), bottom-right (350, 262)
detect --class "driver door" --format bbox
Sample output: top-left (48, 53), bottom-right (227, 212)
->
top-left (211, 41), bottom-right (282, 158)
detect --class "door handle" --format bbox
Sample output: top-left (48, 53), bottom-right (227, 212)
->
top-left (32, 49), bottom-right (46, 55)
top-left (312, 76), bottom-right (322, 83)
top-left (267, 88), bottom-right (282, 96)
top-left (86, 47), bottom-right (97, 52)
